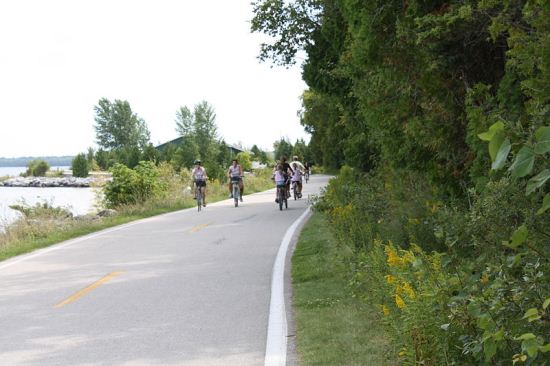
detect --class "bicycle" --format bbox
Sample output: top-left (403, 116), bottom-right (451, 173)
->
top-left (304, 169), bottom-right (309, 183)
top-left (231, 177), bottom-right (241, 207)
top-left (292, 181), bottom-right (299, 200)
top-left (277, 183), bottom-right (288, 210)
top-left (194, 181), bottom-right (205, 212)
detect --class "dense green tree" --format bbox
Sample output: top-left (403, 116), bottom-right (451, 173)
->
top-left (250, 144), bottom-right (262, 159)
top-left (193, 101), bottom-right (219, 162)
top-left (175, 106), bottom-right (193, 137)
top-left (172, 100), bottom-right (233, 180)
top-left (71, 153), bottom-right (89, 178)
top-left (94, 98), bottom-right (151, 152)
top-left (175, 137), bottom-right (199, 169)
top-left (253, 1), bottom-right (550, 364)
top-left (273, 138), bottom-right (293, 162)
top-left (216, 140), bottom-right (232, 168)
top-left (94, 149), bottom-right (111, 170)
top-left (86, 147), bottom-right (94, 165)
top-left (141, 143), bottom-right (161, 164)
top-left (250, 144), bottom-right (270, 164)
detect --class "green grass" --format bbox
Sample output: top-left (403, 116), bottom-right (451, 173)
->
top-left (292, 212), bottom-right (398, 366)
top-left (0, 175), bottom-right (273, 262)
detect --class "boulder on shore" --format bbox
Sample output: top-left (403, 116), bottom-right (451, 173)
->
top-left (1, 177), bottom-right (93, 188)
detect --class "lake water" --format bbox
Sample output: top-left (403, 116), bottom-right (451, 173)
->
top-left (0, 166), bottom-right (69, 177)
top-left (0, 186), bottom-right (100, 231)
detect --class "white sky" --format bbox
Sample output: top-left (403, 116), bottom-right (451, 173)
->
top-left (0, 0), bottom-right (308, 158)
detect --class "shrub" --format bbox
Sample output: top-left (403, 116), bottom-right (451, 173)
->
top-left (236, 151), bottom-right (252, 171)
top-left (103, 161), bottom-right (165, 207)
top-left (25, 159), bottom-right (50, 177)
top-left (316, 166), bottom-right (550, 364)
top-left (71, 153), bottom-right (89, 177)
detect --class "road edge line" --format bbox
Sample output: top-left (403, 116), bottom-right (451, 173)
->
top-left (265, 207), bottom-right (311, 366)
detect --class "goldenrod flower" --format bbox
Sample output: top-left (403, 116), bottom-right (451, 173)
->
top-left (385, 274), bottom-right (397, 284)
top-left (480, 273), bottom-right (489, 284)
top-left (402, 282), bottom-right (416, 299)
top-left (381, 305), bottom-right (390, 316)
top-left (395, 294), bottom-right (406, 309)
top-left (402, 251), bottom-right (415, 264)
top-left (385, 246), bottom-right (404, 266)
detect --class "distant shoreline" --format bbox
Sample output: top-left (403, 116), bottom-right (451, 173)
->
top-left (0, 156), bottom-right (74, 167)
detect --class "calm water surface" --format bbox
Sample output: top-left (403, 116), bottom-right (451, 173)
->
top-left (0, 187), bottom-right (99, 231)
top-left (0, 166), bottom-right (69, 177)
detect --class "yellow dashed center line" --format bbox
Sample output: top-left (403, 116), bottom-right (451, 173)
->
top-left (189, 222), bottom-right (211, 233)
top-left (54, 271), bottom-right (123, 308)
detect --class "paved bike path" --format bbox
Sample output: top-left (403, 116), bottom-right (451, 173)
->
top-left (0, 175), bottom-right (329, 365)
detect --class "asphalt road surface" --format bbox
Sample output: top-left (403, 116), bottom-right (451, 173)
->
top-left (0, 174), bottom-right (329, 366)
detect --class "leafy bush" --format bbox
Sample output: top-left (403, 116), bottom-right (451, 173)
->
top-left (25, 159), bottom-right (50, 177)
top-left (236, 151), bottom-right (252, 171)
top-left (71, 153), bottom-right (89, 177)
top-left (103, 161), bottom-right (165, 207)
top-left (315, 165), bottom-right (550, 365)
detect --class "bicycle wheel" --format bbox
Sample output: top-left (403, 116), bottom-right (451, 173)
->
top-left (235, 182), bottom-right (241, 207)
top-left (197, 190), bottom-right (202, 212)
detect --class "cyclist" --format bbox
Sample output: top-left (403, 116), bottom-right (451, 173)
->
top-left (227, 158), bottom-right (244, 202)
top-left (272, 163), bottom-right (289, 203)
top-left (191, 160), bottom-right (208, 207)
top-left (280, 156), bottom-right (294, 198)
top-left (304, 161), bottom-right (311, 175)
top-left (291, 155), bottom-right (305, 171)
top-left (290, 162), bottom-right (303, 198)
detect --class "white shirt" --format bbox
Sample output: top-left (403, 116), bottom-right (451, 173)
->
top-left (192, 167), bottom-right (206, 181)
top-left (228, 164), bottom-right (242, 178)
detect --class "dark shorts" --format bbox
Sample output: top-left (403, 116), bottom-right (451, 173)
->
top-left (195, 180), bottom-right (206, 187)
top-left (276, 183), bottom-right (286, 189)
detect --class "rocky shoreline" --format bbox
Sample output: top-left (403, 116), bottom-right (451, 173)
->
top-left (0, 177), bottom-right (95, 188)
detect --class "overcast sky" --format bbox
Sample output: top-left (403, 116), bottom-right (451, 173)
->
top-left (0, 0), bottom-right (308, 158)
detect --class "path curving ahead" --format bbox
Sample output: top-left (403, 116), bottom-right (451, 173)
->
top-left (0, 175), bottom-right (329, 366)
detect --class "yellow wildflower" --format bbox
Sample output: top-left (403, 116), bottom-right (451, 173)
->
top-left (381, 305), bottom-right (390, 316)
top-left (512, 353), bottom-right (527, 364)
top-left (385, 274), bottom-right (397, 284)
top-left (395, 294), bottom-right (406, 309)
top-left (402, 281), bottom-right (416, 299)
top-left (402, 250), bottom-right (415, 264)
top-left (480, 273), bottom-right (489, 284)
top-left (385, 245), bottom-right (404, 266)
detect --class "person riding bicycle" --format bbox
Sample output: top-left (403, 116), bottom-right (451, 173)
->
top-left (280, 156), bottom-right (294, 198)
top-left (272, 163), bottom-right (289, 203)
top-left (291, 155), bottom-right (305, 171)
top-left (291, 162), bottom-right (303, 198)
top-left (227, 158), bottom-right (244, 202)
top-left (304, 161), bottom-right (311, 175)
top-left (191, 160), bottom-right (208, 207)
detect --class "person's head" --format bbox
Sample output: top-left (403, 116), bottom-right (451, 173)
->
top-left (194, 159), bottom-right (201, 166)
top-left (281, 156), bottom-right (287, 163)
top-left (232, 159), bottom-right (238, 166)
top-left (277, 164), bottom-right (283, 171)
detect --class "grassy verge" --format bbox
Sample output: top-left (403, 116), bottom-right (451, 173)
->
top-left (292, 212), bottom-right (398, 366)
top-left (0, 172), bottom-right (273, 262)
